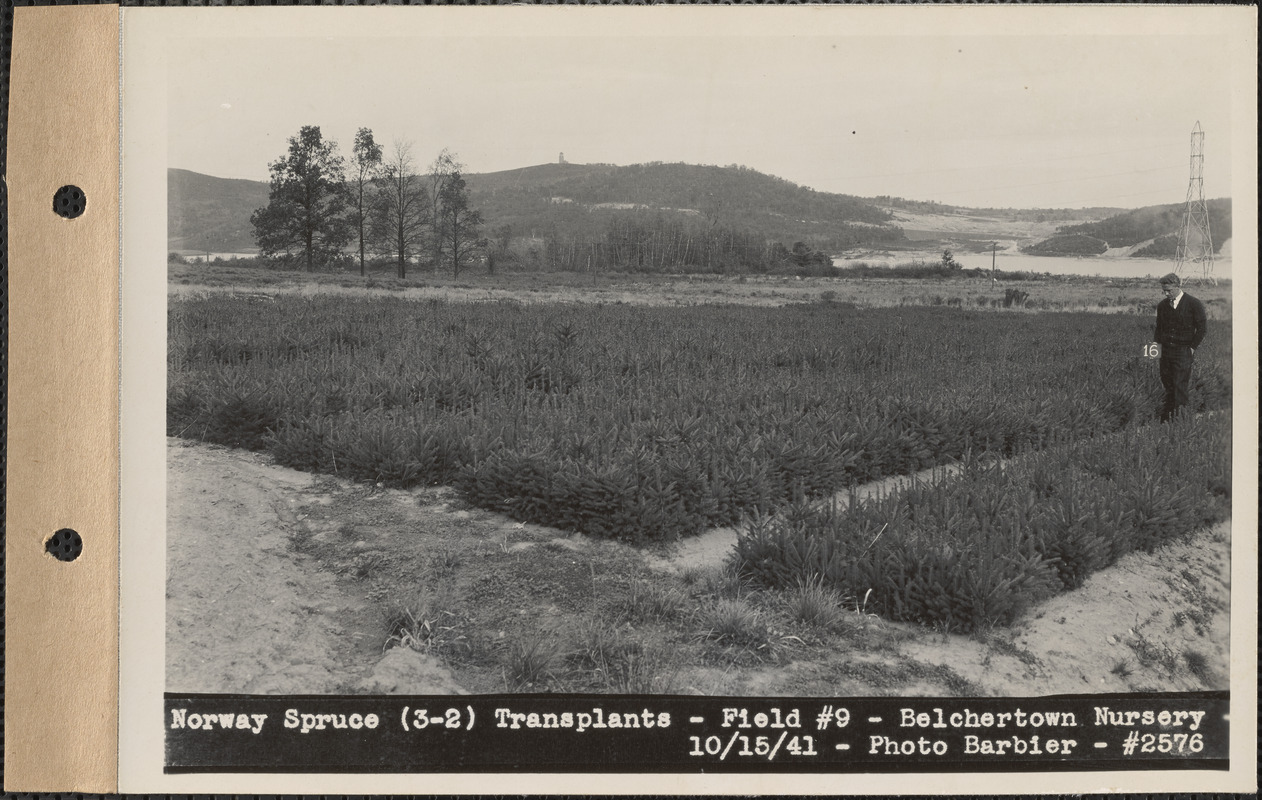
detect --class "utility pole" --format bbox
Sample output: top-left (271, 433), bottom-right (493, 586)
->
top-left (991, 241), bottom-right (997, 284)
top-left (1174, 121), bottom-right (1216, 284)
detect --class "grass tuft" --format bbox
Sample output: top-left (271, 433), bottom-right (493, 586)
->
top-left (785, 578), bottom-right (848, 630)
top-left (1183, 648), bottom-right (1211, 681)
top-left (428, 547), bottom-right (462, 575)
top-left (382, 596), bottom-right (463, 655)
top-left (568, 619), bottom-right (677, 693)
top-left (503, 630), bottom-right (564, 691)
top-left (613, 579), bottom-right (687, 624)
top-left (695, 597), bottom-right (771, 648)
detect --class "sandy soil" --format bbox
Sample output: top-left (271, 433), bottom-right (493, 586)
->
top-left (167, 438), bottom-right (1231, 697)
top-left (886, 209), bottom-right (1076, 241)
top-left (166, 439), bottom-right (465, 694)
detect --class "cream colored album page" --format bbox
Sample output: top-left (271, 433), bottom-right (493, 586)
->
top-left (116, 4), bottom-right (1256, 794)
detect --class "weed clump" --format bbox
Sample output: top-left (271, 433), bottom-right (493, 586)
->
top-left (383, 595), bottom-right (464, 655)
top-left (567, 620), bottom-right (677, 693)
top-left (1109, 658), bottom-right (1134, 679)
top-left (1183, 648), bottom-right (1211, 681)
top-left (611, 579), bottom-right (687, 625)
top-left (503, 630), bottom-right (564, 691)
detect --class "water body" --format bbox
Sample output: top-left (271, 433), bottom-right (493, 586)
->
top-left (834, 251), bottom-right (1232, 280)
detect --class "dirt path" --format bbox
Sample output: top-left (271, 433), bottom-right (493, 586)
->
top-left (166, 439), bottom-right (463, 694)
top-left (167, 438), bottom-right (1231, 697)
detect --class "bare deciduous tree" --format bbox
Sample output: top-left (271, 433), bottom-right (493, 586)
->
top-left (370, 141), bottom-right (430, 279)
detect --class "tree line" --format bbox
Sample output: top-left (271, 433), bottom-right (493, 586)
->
top-left (474, 162), bottom-right (905, 262)
top-left (250, 126), bottom-right (894, 278)
top-left (500, 212), bottom-right (838, 276)
top-left (251, 125), bottom-right (484, 278)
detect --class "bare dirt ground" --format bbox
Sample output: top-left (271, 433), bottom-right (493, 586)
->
top-left (886, 209), bottom-right (1075, 238)
top-left (167, 437), bottom-right (1230, 697)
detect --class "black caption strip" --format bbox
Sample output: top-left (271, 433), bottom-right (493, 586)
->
top-left (165, 691), bottom-right (1227, 774)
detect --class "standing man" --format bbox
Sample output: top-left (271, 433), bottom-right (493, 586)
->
top-left (1152, 272), bottom-right (1208, 422)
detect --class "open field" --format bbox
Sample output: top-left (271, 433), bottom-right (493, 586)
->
top-left (167, 260), bottom-right (1234, 317)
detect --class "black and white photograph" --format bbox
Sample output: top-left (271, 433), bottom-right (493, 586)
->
top-left (114, 4), bottom-right (1256, 791)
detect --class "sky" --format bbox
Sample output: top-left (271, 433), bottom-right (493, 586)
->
top-left (161, 8), bottom-right (1243, 210)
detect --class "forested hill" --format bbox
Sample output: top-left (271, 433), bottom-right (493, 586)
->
top-left (466, 161), bottom-right (903, 251)
top-left (168, 168), bottom-right (270, 253)
top-left (167, 161), bottom-right (905, 256)
top-left (1023, 199), bottom-right (1232, 257)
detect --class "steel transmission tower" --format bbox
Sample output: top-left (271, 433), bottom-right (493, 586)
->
top-left (1174, 121), bottom-right (1215, 283)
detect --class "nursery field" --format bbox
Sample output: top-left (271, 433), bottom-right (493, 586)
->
top-left (737, 413), bottom-right (1231, 632)
top-left (167, 295), bottom-right (1234, 688)
top-left (169, 298), bottom-right (1231, 542)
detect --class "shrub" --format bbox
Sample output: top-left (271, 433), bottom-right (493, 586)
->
top-left (1003, 288), bottom-right (1030, 308)
top-left (1132, 234), bottom-right (1178, 259)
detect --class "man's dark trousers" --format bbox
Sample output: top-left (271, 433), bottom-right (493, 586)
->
top-left (1154, 287), bottom-right (1206, 422)
top-left (1159, 344), bottom-right (1195, 422)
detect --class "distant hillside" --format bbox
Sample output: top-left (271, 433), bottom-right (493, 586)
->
top-left (466, 161), bottom-right (904, 252)
top-left (870, 195), bottom-right (1126, 223)
top-left (467, 162), bottom-right (619, 192)
top-left (168, 169), bottom-right (269, 254)
top-left (1023, 199), bottom-right (1232, 257)
top-left (168, 162), bottom-right (905, 258)
top-left (170, 163), bottom-right (1226, 269)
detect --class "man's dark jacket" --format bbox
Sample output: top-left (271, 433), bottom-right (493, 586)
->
top-left (1154, 293), bottom-right (1207, 349)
